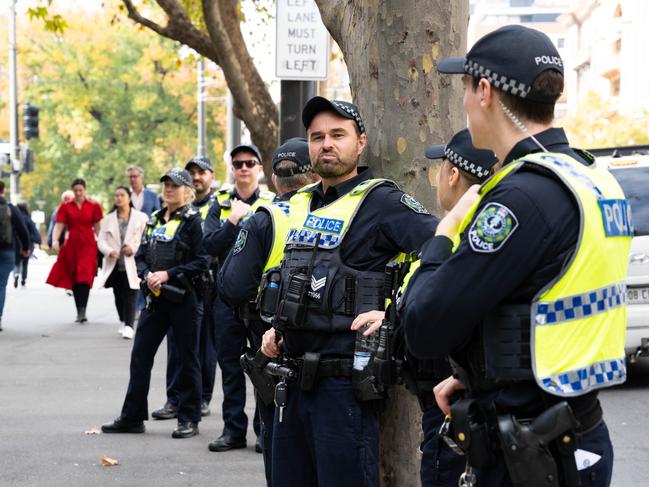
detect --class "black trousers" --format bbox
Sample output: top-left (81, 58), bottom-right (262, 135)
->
top-left (121, 291), bottom-right (202, 424)
top-left (107, 269), bottom-right (137, 327)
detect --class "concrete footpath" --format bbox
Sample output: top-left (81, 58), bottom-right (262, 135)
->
top-left (0, 256), bottom-right (647, 486)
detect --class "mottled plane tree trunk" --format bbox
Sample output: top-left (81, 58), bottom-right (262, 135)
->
top-left (315, 2), bottom-right (469, 485)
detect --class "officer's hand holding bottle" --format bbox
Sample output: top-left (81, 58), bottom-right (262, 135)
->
top-left (227, 198), bottom-right (252, 225)
top-left (260, 328), bottom-right (283, 358)
top-left (350, 310), bottom-right (385, 336)
top-left (435, 184), bottom-right (480, 239)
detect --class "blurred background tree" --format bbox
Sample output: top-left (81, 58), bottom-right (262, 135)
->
top-left (0, 4), bottom-right (228, 216)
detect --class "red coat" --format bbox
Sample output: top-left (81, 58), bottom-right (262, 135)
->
top-left (46, 199), bottom-right (103, 289)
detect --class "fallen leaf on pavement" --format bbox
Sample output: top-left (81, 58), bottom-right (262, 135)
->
top-left (100, 455), bottom-right (119, 467)
top-left (85, 428), bottom-right (101, 435)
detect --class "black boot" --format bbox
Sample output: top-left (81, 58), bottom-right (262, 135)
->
top-left (76, 307), bottom-right (88, 324)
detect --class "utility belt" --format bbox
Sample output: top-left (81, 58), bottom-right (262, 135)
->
top-left (450, 303), bottom-right (534, 394)
top-left (442, 396), bottom-right (602, 487)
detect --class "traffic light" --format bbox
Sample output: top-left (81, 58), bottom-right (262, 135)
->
top-left (23, 104), bottom-right (40, 140)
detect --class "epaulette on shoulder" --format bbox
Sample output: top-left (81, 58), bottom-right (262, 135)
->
top-left (259, 190), bottom-right (276, 201)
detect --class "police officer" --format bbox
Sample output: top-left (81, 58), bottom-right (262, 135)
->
top-left (203, 144), bottom-right (275, 452)
top-left (219, 137), bottom-right (319, 485)
top-left (102, 168), bottom-right (210, 439)
top-left (260, 97), bottom-right (439, 486)
top-left (403, 25), bottom-right (631, 486)
top-left (352, 128), bottom-right (498, 487)
top-left (152, 156), bottom-right (217, 421)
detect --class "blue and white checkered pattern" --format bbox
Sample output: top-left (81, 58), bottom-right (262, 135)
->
top-left (275, 201), bottom-right (290, 216)
top-left (541, 358), bottom-right (626, 395)
top-left (534, 282), bottom-right (626, 325)
top-left (286, 228), bottom-right (341, 249)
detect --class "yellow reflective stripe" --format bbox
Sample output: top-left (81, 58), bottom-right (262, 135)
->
top-left (260, 202), bottom-right (290, 273)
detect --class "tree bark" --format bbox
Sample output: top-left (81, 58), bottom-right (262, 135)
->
top-left (316, 1), bottom-right (469, 485)
top-left (120, 0), bottom-right (278, 185)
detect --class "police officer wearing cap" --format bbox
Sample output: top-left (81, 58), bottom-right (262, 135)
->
top-left (403, 25), bottom-right (631, 486)
top-left (352, 128), bottom-right (498, 487)
top-left (218, 137), bottom-right (319, 485)
top-left (259, 97), bottom-right (439, 486)
top-left (152, 156), bottom-right (218, 421)
top-left (203, 144), bottom-right (275, 452)
top-left (102, 168), bottom-right (211, 439)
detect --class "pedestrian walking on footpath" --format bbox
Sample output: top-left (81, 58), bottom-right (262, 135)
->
top-left (96, 186), bottom-right (148, 339)
top-left (46, 178), bottom-right (103, 323)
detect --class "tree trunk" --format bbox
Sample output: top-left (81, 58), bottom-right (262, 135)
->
top-left (316, 1), bottom-right (469, 485)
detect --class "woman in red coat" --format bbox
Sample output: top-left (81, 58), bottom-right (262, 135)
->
top-left (47, 178), bottom-right (103, 323)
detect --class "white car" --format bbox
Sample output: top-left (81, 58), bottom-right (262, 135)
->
top-left (597, 154), bottom-right (649, 358)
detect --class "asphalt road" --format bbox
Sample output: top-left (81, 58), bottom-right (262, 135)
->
top-left (0, 256), bottom-right (647, 486)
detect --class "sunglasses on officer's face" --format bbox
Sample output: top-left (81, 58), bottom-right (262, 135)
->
top-left (232, 159), bottom-right (258, 170)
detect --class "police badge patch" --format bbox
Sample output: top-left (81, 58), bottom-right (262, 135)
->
top-left (400, 194), bottom-right (430, 215)
top-left (233, 229), bottom-right (248, 255)
top-left (468, 202), bottom-right (518, 253)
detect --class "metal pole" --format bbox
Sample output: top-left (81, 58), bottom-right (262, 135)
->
top-left (9, 0), bottom-right (21, 204)
top-left (226, 91), bottom-right (241, 184)
top-left (197, 57), bottom-right (207, 157)
top-left (280, 80), bottom-right (316, 141)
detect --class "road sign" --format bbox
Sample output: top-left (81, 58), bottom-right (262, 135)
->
top-left (276, 0), bottom-right (329, 80)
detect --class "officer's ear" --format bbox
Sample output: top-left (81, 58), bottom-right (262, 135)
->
top-left (448, 165), bottom-right (461, 189)
top-left (357, 132), bottom-right (367, 157)
top-left (478, 78), bottom-right (493, 109)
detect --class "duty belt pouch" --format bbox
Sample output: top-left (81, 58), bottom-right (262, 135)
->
top-left (450, 398), bottom-right (496, 469)
top-left (161, 284), bottom-right (186, 304)
top-left (299, 352), bottom-right (320, 391)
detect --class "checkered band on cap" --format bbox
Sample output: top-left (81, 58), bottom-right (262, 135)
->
top-left (444, 147), bottom-right (489, 179)
top-left (331, 101), bottom-right (365, 133)
top-left (465, 59), bottom-right (531, 99)
top-left (167, 168), bottom-right (192, 187)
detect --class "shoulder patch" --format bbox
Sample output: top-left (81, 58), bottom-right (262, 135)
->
top-left (400, 193), bottom-right (430, 215)
top-left (467, 202), bottom-right (518, 253)
top-left (232, 229), bottom-right (248, 256)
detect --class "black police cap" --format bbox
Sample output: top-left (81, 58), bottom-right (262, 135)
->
top-left (185, 155), bottom-right (213, 172)
top-left (426, 129), bottom-right (498, 181)
top-left (230, 143), bottom-right (262, 162)
top-left (160, 168), bottom-right (193, 188)
top-left (272, 137), bottom-right (311, 177)
top-left (438, 25), bottom-right (563, 103)
top-left (302, 96), bottom-right (365, 134)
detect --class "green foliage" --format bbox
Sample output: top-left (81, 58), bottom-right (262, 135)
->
top-left (562, 92), bottom-right (649, 149)
top-left (27, 5), bottom-right (68, 34)
top-left (16, 10), bottom-right (227, 217)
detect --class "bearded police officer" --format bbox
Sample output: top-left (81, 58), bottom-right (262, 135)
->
top-left (153, 156), bottom-right (218, 421)
top-left (102, 168), bottom-right (210, 439)
top-left (202, 144), bottom-right (275, 452)
top-left (352, 128), bottom-right (498, 487)
top-left (219, 137), bottom-right (319, 485)
top-left (260, 97), bottom-right (439, 486)
top-left (403, 25), bottom-right (631, 486)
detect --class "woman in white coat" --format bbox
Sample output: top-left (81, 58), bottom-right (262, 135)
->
top-left (97, 186), bottom-right (148, 339)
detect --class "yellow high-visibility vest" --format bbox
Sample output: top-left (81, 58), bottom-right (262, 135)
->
top-left (453, 152), bottom-right (632, 397)
top-left (216, 187), bottom-right (275, 224)
top-left (256, 201), bottom-right (291, 273)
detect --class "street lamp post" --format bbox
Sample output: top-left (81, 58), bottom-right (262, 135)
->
top-left (8, 0), bottom-right (21, 204)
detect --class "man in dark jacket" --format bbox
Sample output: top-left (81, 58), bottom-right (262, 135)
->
top-left (0, 180), bottom-right (30, 331)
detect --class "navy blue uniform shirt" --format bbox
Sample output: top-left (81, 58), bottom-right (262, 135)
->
top-left (203, 187), bottom-right (263, 263)
top-left (135, 205), bottom-right (210, 281)
top-left (281, 167), bottom-right (439, 357)
top-left (403, 127), bottom-right (598, 416)
top-left (218, 191), bottom-right (297, 308)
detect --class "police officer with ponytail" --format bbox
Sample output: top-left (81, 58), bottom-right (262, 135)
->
top-left (102, 168), bottom-right (210, 439)
top-left (403, 25), bottom-right (631, 486)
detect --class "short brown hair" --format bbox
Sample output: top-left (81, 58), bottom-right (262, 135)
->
top-left (473, 70), bottom-right (563, 124)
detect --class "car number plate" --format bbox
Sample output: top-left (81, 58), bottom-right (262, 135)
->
top-left (627, 287), bottom-right (649, 304)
